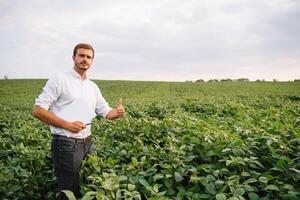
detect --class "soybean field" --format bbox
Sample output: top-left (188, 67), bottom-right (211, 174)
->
top-left (0, 79), bottom-right (300, 200)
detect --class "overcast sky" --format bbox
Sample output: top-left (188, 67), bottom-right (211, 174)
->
top-left (1, 0), bottom-right (299, 81)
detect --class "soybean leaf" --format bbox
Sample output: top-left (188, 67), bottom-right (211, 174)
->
top-left (175, 172), bottom-right (184, 182)
top-left (61, 190), bottom-right (76, 200)
top-left (216, 193), bottom-right (227, 200)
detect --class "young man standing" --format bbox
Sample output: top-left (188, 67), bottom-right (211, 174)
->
top-left (32, 43), bottom-right (125, 199)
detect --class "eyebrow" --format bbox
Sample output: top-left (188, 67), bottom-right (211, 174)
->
top-left (78, 54), bottom-right (92, 59)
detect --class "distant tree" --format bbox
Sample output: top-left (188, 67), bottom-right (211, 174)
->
top-left (195, 79), bottom-right (205, 83)
top-left (273, 79), bottom-right (278, 82)
top-left (255, 79), bottom-right (261, 82)
top-left (294, 79), bottom-right (300, 82)
top-left (4, 75), bottom-right (8, 80)
top-left (220, 79), bottom-right (232, 82)
top-left (208, 79), bottom-right (219, 82)
top-left (185, 80), bottom-right (193, 83)
top-left (237, 78), bottom-right (249, 82)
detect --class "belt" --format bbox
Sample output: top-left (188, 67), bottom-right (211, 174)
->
top-left (52, 134), bottom-right (92, 144)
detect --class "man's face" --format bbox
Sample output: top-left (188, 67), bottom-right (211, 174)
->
top-left (73, 48), bottom-right (94, 71)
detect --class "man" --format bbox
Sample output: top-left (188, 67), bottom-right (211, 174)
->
top-left (32, 43), bottom-right (125, 199)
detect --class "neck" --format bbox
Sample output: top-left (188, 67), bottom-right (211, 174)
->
top-left (73, 66), bottom-right (86, 80)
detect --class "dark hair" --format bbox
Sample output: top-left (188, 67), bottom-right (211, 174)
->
top-left (73, 43), bottom-right (95, 58)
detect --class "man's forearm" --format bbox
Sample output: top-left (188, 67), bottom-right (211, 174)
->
top-left (32, 105), bottom-right (68, 129)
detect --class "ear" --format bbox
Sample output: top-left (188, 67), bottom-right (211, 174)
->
top-left (72, 56), bottom-right (75, 61)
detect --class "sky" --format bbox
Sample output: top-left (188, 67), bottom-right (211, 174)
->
top-left (0, 0), bottom-right (300, 82)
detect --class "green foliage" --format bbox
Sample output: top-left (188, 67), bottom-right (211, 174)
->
top-left (0, 80), bottom-right (300, 199)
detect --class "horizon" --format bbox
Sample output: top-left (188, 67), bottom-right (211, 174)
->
top-left (1, 76), bottom-right (299, 83)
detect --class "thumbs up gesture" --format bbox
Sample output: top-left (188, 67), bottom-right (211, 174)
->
top-left (117, 98), bottom-right (124, 110)
top-left (116, 98), bottom-right (125, 117)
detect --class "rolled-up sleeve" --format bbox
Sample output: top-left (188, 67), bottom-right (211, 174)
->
top-left (35, 76), bottom-right (61, 110)
top-left (95, 88), bottom-right (112, 118)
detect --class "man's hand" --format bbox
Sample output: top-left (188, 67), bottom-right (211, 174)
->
top-left (106, 98), bottom-right (126, 120)
top-left (64, 121), bottom-right (86, 133)
top-left (117, 98), bottom-right (125, 116)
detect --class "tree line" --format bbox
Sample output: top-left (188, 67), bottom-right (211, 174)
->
top-left (186, 78), bottom-right (300, 83)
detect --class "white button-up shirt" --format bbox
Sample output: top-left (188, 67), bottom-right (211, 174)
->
top-left (35, 69), bottom-right (112, 139)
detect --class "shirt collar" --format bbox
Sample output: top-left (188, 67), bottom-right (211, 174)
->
top-left (71, 68), bottom-right (89, 80)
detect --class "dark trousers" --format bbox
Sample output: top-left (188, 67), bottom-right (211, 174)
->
top-left (51, 135), bottom-right (92, 200)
